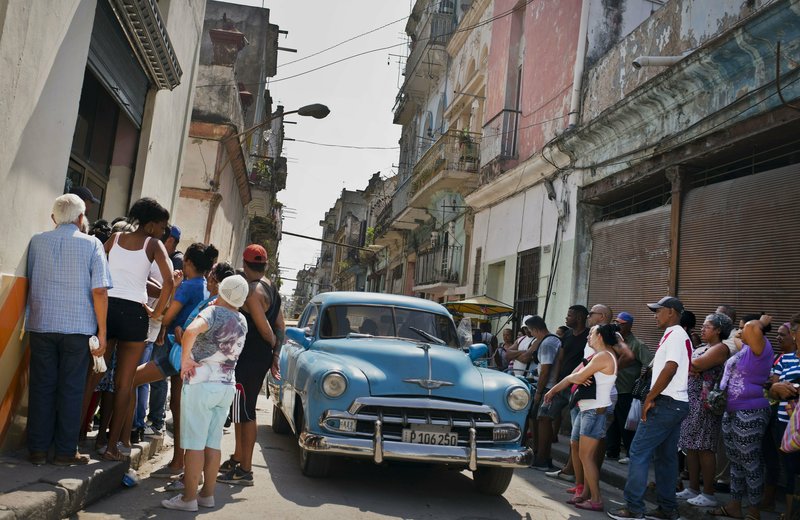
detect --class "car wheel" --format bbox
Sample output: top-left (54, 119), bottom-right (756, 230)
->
top-left (472, 467), bottom-right (514, 495)
top-left (271, 404), bottom-right (292, 435)
top-left (299, 418), bottom-right (331, 478)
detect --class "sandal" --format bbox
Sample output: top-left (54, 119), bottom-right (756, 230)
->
top-left (707, 506), bottom-right (742, 519)
top-left (565, 484), bottom-right (584, 494)
top-left (566, 495), bottom-right (586, 505)
top-left (574, 500), bottom-right (604, 512)
top-left (102, 450), bottom-right (129, 462)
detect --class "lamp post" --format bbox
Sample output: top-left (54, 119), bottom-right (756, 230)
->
top-left (228, 102), bottom-right (330, 142)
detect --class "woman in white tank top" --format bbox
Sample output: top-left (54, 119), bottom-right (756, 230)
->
top-left (90, 198), bottom-right (174, 462)
top-left (544, 323), bottom-right (619, 512)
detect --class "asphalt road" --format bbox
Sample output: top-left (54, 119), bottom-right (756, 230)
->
top-left (75, 393), bottom-right (626, 520)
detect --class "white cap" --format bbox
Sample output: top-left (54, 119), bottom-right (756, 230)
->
top-left (218, 275), bottom-right (249, 308)
top-left (521, 315), bottom-right (534, 328)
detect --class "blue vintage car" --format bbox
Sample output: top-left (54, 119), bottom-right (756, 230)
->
top-left (268, 292), bottom-right (532, 495)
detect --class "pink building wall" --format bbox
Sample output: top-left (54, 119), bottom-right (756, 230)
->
top-left (486, 0), bottom-right (582, 161)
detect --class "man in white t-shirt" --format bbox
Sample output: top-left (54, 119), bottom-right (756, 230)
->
top-left (507, 315), bottom-right (538, 379)
top-left (609, 296), bottom-right (690, 520)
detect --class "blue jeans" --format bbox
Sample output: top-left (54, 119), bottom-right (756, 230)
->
top-left (148, 343), bottom-right (169, 429)
top-left (133, 342), bottom-right (154, 428)
top-left (623, 395), bottom-right (689, 514)
top-left (27, 332), bottom-right (90, 456)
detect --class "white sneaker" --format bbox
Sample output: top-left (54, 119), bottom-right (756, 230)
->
top-left (676, 488), bottom-right (699, 500)
top-left (96, 442), bottom-right (131, 456)
top-left (143, 425), bottom-right (161, 436)
top-left (618, 456), bottom-right (630, 464)
top-left (161, 494), bottom-right (198, 512)
top-left (198, 494), bottom-right (215, 508)
top-left (687, 493), bottom-right (718, 507)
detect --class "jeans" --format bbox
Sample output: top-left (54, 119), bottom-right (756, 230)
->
top-left (148, 343), bottom-right (169, 430)
top-left (606, 392), bottom-right (635, 457)
top-left (623, 395), bottom-right (689, 514)
top-left (27, 332), bottom-right (91, 456)
top-left (133, 342), bottom-right (154, 428)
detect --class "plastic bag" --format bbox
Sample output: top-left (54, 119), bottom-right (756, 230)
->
top-left (456, 317), bottom-right (473, 348)
top-left (89, 335), bottom-right (107, 373)
top-left (625, 399), bottom-right (642, 431)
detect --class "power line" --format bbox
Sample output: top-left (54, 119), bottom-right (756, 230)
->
top-left (282, 230), bottom-right (376, 254)
top-left (279, 16), bottom-right (407, 68)
top-left (293, 139), bottom-right (400, 150)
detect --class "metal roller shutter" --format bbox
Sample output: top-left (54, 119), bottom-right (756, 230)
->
top-left (587, 205), bottom-right (671, 349)
top-left (678, 164), bottom-right (800, 349)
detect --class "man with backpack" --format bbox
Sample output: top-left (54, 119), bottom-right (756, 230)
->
top-left (525, 315), bottom-right (563, 471)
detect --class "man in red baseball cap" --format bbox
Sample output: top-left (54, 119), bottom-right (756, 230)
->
top-left (218, 243), bottom-right (284, 486)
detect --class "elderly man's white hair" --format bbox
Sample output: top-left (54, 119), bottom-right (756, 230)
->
top-left (52, 194), bottom-right (86, 225)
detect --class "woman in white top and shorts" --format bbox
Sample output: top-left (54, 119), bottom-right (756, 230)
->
top-left (100, 198), bottom-right (174, 461)
top-left (545, 323), bottom-right (619, 512)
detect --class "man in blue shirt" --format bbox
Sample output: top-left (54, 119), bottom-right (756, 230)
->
top-left (26, 194), bottom-right (112, 466)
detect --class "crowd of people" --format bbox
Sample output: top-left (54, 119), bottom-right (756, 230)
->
top-left (489, 298), bottom-right (799, 520)
top-left (25, 193), bottom-right (284, 512)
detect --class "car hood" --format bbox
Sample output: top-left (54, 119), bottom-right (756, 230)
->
top-left (311, 337), bottom-right (484, 402)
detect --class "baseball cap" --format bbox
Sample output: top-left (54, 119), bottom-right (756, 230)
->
top-left (217, 275), bottom-right (249, 308)
top-left (243, 244), bottom-right (268, 264)
top-left (69, 186), bottom-right (100, 204)
top-left (615, 312), bottom-right (634, 324)
top-left (647, 296), bottom-right (684, 313)
top-left (169, 225), bottom-right (181, 240)
top-left (521, 315), bottom-right (534, 329)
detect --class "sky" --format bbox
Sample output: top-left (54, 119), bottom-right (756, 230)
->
top-left (218, 0), bottom-right (412, 298)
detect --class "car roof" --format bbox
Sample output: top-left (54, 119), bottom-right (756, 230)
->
top-left (310, 291), bottom-right (451, 316)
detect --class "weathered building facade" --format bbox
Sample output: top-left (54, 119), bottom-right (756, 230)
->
top-left (0, 0), bottom-right (205, 450)
top-left (177, 1), bottom-right (281, 265)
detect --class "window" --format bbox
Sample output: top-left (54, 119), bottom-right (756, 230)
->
top-left (300, 304), bottom-right (319, 334)
top-left (514, 247), bottom-right (541, 329)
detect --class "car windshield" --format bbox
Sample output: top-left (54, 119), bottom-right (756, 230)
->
top-left (319, 305), bottom-right (460, 347)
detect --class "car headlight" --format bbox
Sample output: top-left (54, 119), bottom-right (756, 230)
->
top-left (506, 386), bottom-right (530, 411)
top-left (321, 372), bottom-right (347, 398)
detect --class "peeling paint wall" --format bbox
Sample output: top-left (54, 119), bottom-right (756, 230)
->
top-left (583, 0), bottom-right (771, 122)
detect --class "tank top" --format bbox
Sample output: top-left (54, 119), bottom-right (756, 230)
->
top-left (107, 234), bottom-right (152, 304)
top-left (240, 279), bottom-right (282, 366)
top-left (579, 350), bottom-right (618, 411)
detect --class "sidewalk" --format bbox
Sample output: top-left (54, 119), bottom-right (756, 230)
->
top-left (548, 435), bottom-right (784, 520)
top-left (0, 433), bottom-right (165, 520)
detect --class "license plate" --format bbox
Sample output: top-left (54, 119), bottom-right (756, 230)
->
top-left (401, 428), bottom-right (458, 446)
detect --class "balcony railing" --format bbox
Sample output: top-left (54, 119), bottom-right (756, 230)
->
top-left (480, 109), bottom-right (519, 165)
top-left (409, 129), bottom-right (481, 197)
top-left (415, 244), bottom-right (463, 286)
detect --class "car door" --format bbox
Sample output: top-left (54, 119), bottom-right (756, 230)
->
top-left (281, 303), bottom-right (319, 426)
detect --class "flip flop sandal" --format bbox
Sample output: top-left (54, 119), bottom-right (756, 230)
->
top-left (566, 495), bottom-right (587, 505)
top-left (102, 450), bottom-right (129, 462)
top-left (575, 500), bottom-right (604, 512)
top-left (707, 506), bottom-right (743, 519)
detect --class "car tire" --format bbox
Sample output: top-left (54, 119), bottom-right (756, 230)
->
top-left (472, 467), bottom-right (514, 495)
top-left (299, 417), bottom-right (331, 478)
top-left (271, 404), bottom-right (292, 435)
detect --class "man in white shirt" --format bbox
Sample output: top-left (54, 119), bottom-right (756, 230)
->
top-left (608, 297), bottom-right (690, 520)
top-left (507, 315), bottom-right (538, 379)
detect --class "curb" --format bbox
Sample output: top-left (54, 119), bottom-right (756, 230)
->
top-left (0, 435), bottom-right (164, 519)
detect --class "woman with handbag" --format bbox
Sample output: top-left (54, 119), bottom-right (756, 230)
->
top-left (544, 323), bottom-right (619, 512)
top-left (709, 315), bottom-right (774, 520)
top-left (766, 317), bottom-right (800, 518)
top-left (676, 312), bottom-right (732, 508)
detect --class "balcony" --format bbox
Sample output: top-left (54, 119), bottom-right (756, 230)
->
top-left (407, 129), bottom-right (481, 208)
top-left (401, 12), bottom-right (454, 97)
top-left (413, 244), bottom-right (463, 292)
top-left (479, 109), bottom-right (520, 185)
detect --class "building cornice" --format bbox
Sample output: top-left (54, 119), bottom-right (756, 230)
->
top-left (108, 0), bottom-right (182, 90)
top-left (189, 121), bottom-right (252, 206)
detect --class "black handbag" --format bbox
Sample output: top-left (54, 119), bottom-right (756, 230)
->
top-left (632, 365), bottom-right (653, 401)
top-left (568, 375), bottom-right (597, 409)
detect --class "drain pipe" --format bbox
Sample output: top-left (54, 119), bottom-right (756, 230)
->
top-left (567, 0), bottom-right (591, 128)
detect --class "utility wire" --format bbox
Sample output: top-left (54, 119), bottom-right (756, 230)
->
top-left (279, 15), bottom-right (407, 68)
top-left (293, 139), bottom-right (400, 150)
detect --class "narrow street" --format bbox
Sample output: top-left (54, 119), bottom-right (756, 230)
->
top-left (76, 393), bottom-right (624, 520)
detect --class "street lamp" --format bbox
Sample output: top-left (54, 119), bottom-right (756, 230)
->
top-left (228, 102), bottom-right (330, 141)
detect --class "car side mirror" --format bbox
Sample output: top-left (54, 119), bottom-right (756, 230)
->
top-left (468, 343), bottom-right (488, 362)
top-left (286, 327), bottom-right (312, 349)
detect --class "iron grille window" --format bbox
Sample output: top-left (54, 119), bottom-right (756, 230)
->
top-left (472, 247), bottom-right (482, 295)
top-left (514, 247), bottom-right (541, 331)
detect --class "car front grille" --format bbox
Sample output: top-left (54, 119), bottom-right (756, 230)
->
top-left (351, 402), bottom-right (498, 444)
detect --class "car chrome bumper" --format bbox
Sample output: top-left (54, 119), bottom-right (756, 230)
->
top-left (299, 431), bottom-right (532, 470)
